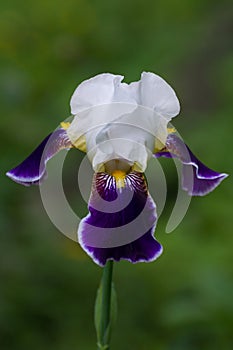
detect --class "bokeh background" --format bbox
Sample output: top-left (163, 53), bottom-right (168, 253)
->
top-left (1, 0), bottom-right (232, 349)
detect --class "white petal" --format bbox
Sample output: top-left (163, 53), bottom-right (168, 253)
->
top-left (90, 139), bottom-right (150, 173)
top-left (113, 81), bottom-right (141, 104)
top-left (67, 103), bottom-right (136, 146)
top-left (89, 106), bottom-right (167, 171)
top-left (68, 71), bottom-right (180, 172)
top-left (70, 73), bottom-right (124, 114)
top-left (68, 104), bottom-right (168, 172)
top-left (140, 72), bottom-right (180, 119)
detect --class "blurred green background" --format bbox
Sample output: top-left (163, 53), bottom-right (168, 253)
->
top-left (0, 0), bottom-right (232, 349)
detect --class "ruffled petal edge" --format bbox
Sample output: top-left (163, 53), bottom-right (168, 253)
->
top-left (78, 172), bottom-right (163, 266)
top-left (154, 134), bottom-right (228, 196)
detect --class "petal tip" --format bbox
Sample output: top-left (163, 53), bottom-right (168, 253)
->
top-left (186, 173), bottom-right (228, 196)
top-left (6, 129), bottom-right (71, 187)
top-left (6, 168), bottom-right (40, 186)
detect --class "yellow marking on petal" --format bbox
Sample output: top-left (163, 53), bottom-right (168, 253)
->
top-left (112, 170), bottom-right (126, 189)
top-left (168, 127), bottom-right (176, 134)
top-left (154, 127), bottom-right (176, 153)
top-left (60, 121), bottom-right (87, 152)
top-left (72, 135), bottom-right (87, 152)
top-left (154, 139), bottom-right (165, 153)
top-left (98, 163), bottom-right (105, 172)
top-left (131, 162), bottom-right (143, 172)
top-left (60, 121), bottom-right (71, 130)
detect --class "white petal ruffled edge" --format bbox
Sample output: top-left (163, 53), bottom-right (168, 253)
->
top-left (70, 73), bottom-right (124, 114)
top-left (140, 72), bottom-right (180, 119)
top-left (70, 71), bottom-right (180, 120)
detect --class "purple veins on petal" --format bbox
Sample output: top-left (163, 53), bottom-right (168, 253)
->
top-left (155, 133), bottom-right (228, 196)
top-left (6, 128), bottom-right (72, 186)
top-left (78, 171), bottom-right (163, 266)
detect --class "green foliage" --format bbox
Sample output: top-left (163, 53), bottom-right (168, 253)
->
top-left (95, 281), bottom-right (117, 349)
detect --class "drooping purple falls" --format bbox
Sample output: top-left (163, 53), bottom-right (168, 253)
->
top-left (6, 126), bottom-right (227, 267)
top-left (6, 128), bottom-right (72, 186)
top-left (155, 134), bottom-right (228, 196)
top-left (6, 71), bottom-right (228, 268)
top-left (78, 171), bottom-right (163, 266)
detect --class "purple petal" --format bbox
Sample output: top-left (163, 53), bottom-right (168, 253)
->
top-left (6, 128), bottom-right (72, 186)
top-left (78, 172), bottom-right (163, 266)
top-left (155, 134), bottom-right (228, 196)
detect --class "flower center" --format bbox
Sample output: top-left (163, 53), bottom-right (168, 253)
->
top-left (104, 159), bottom-right (131, 188)
top-left (112, 170), bottom-right (126, 189)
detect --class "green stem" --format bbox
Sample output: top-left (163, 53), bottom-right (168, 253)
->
top-left (98, 260), bottom-right (114, 350)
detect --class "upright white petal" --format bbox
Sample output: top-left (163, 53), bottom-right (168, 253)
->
top-left (70, 73), bottom-right (124, 114)
top-left (68, 71), bottom-right (180, 173)
top-left (113, 81), bottom-right (141, 105)
top-left (140, 72), bottom-right (180, 120)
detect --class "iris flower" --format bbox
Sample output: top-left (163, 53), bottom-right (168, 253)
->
top-left (7, 72), bottom-right (227, 266)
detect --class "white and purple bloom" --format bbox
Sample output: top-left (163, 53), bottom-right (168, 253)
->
top-left (6, 72), bottom-right (228, 266)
